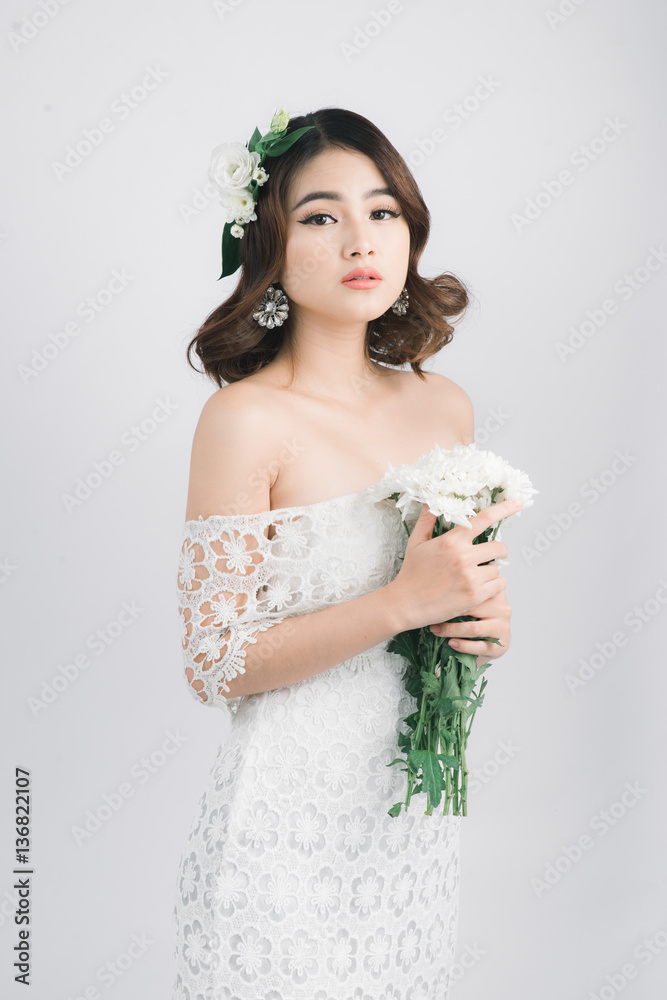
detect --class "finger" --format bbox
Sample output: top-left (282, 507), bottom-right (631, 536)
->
top-left (447, 637), bottom-right (504, 655)
top-left (408, 502), bottom-right (438, 544)
top-left (456, 498), bottom-right (523, 542)
top-left (429, 618), bottom-right (507, 639)
top-left (431, 618), bottom-right (491, 638)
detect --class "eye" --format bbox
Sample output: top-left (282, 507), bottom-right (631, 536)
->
top-left (298, 206), bottom-right (402, 226)
top-left (371, 208), bottom-right (401, 221)
top-left (299, 212), bottom-right (335, 226)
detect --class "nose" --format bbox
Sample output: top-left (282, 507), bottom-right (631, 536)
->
top-left (343, 214), bottom-right (377, 258)
top-left (345, 238), bottom-right (376, 259)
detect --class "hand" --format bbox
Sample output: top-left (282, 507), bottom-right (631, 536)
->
top-left (387, 497), bottom-right (521, 633)
top-left (429, 589), bottom-right (513, 662)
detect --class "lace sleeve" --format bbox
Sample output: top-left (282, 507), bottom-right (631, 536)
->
top-left (176, 514), bottom-right (286, 715)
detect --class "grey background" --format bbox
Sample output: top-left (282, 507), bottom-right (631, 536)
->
top-left (2, 0), bottom-right (666, 997)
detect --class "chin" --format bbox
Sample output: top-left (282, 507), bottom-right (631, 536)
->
top-left (335, 291), bottom-right (393, 315)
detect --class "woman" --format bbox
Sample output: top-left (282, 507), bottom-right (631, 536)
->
top-left (172, 107), bottom-right (519, 999)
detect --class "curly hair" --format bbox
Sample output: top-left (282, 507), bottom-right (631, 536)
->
top-left (187, 107), bottom-right (471, 386)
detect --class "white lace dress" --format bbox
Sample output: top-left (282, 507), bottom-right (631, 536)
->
top-left (171, 479), bottom-right (461, 1000)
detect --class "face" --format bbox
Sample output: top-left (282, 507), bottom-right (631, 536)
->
top-left (277, 147), bottom-right (411, 326)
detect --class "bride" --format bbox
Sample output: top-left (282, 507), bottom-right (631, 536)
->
top-left (172, 106), bottom-right (519, 999)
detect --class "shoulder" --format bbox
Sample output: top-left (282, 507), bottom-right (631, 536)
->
top-left (197, 379), bottom-right (270, 436)
top-left (192, 381), bottom-right (277, 467)
top-left (185, 381), bottom-right (283, 519)
top-left (413, 370), bottom-right (475, 444)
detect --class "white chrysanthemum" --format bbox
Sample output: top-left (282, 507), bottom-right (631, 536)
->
top-left (500, 466), bottom-right (538, 506)
top-left (252, 165), bottom-right (268, 185)
top-left (208, 141), bottom-right (261, 193)
top-left (472, 485), bottom-right (495, 512)
top-left (220, 188), bottom-right (257, 225)
top-left (364, 442), bottom-right (537, 529)
top-left (396, 489), bottom-right (478, 530)
top-left (230, 223), bottom-right (244, 238)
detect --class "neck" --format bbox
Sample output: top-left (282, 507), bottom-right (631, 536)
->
top-left (272, 308), bottom-right (388, 401)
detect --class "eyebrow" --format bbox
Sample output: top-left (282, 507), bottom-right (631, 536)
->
top-left (291, 186), bottom-right (396, 212)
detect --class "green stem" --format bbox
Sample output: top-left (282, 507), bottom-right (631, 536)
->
top-left (466, 676), bottom-right (487, 740)
top-left (413, 682), bottom-right (428, 747)
top-left (459, 710), bottom-right (468, 817)
top-left (405, 678), bottom-right (428, 811)
top-left (490, 517), bottom-right (506, 542)
top-left (443, 732), bottom-right (453, 816)
top-left (405, 764), bottom-right (415, 810)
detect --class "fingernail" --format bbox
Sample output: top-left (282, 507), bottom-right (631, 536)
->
top-left (449, 640), bottom-right (459, 647)
top-left (431, 625), bottom-right (441, 635)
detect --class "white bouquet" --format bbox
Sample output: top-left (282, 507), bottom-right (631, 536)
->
top-left (366, 444), bottom-right (538, 817)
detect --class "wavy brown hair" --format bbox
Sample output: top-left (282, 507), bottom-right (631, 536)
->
top-left (187, 107), bottom-right (472, 386)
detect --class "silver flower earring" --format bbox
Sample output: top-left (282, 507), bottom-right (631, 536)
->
top-left (253, 284), bottom-right (289, 328)
top-left (391, 287), bottom-right (409, 316)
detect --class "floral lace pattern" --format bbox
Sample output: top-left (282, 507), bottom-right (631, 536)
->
top-left (173, 487), bottom-right (461, 999)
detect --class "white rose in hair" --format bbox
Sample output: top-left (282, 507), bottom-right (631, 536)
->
top-left (208, 141), bottom-right (261, 193)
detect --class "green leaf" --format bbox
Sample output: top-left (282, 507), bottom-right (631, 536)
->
top-left (436, 753), bottom-right (459, 769)
top-left (435, 696), bottom-right (457, 717)
top-left (419, 751), bottom-right (446, 808)
top-left (386, 758), bottom-right (408, 770)
top-left (440, 670), bottom-right (462, 699)
top-left (262, 125), bottom-right (316, 156)
top-left (440, 727), bottom-right (457, 747)
top-left (404, 672), bottom-right (423, 699)
top-left (387, 802), bottom-right (402, 818)
top-left (219, 221), bottom-right (241, 279)
top-left (397, 731), bottom-right (412, 750)
top-left (405, 750), bottom-right (447, 809)
top-left (455, 651), bottom-right (479, 671)
top-left (247, 126), bottom-right (262, 154)
top-left (387, 628), bottom-right (421, 664)
top-left (407, 749), bottom-right (427, 774)
top-left (474, 662), bottom-right (493, 680)
top-left (420, 670), bottom-right (441, 696)
top-left (465, 694), bottom-right (486, 712)
top-left (440, 669), bottom-right (473, 710)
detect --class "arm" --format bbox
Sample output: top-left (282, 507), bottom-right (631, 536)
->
top-left (178, 532), bottom-right (405, 706)
top-left (177, 385), bottom-right (408, 713)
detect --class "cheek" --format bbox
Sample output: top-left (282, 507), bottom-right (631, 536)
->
top-left (392, 221), bottom-right (411, 255)
top-left (283, 230), bottom-right (336, 290)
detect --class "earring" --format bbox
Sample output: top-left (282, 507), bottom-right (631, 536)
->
top-left (253, 284), bottom-right (289, 328)
top-left (391, 286), bottom-right (409, 316)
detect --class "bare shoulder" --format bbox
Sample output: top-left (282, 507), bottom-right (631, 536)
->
top-left (413, 370), bottom-right (475, 444)
top-left (185, 381), bottom-right (284, 519)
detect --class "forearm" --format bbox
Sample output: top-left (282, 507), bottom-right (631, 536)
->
top-left (224, 582), bottom-right (407, 699)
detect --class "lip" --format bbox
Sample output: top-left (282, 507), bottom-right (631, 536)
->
top-left (341, 267), bottom-right (382, 285)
